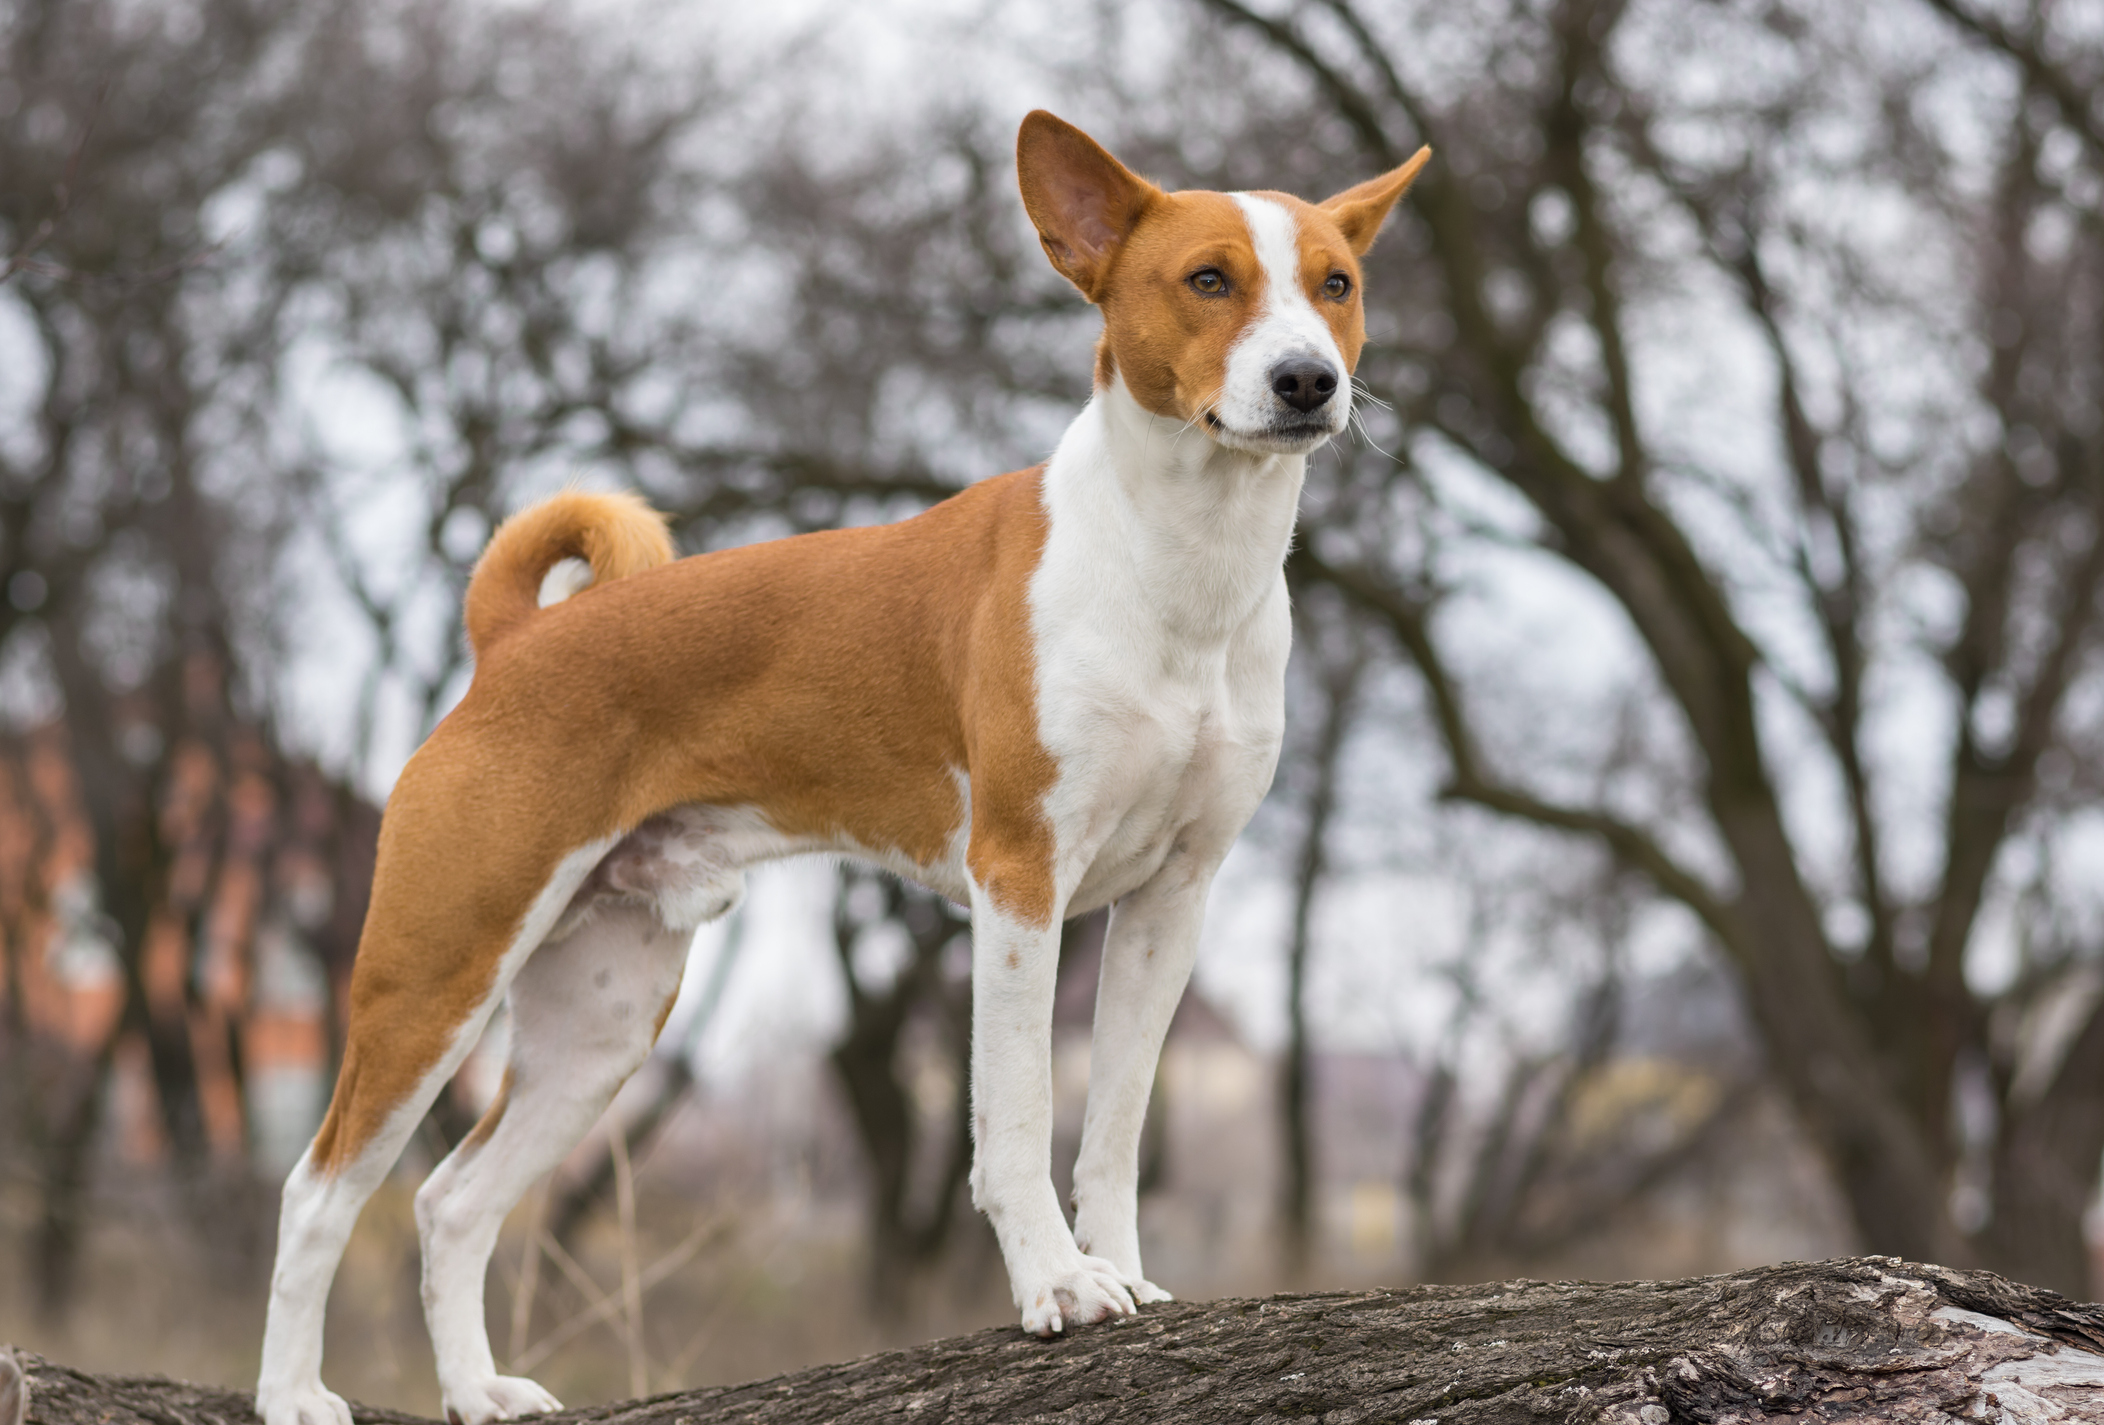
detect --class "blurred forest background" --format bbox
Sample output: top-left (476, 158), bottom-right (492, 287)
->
top-left (5, 0), bottom-right (2104, 1411)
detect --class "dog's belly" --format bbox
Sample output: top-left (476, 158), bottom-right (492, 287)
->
top-left (555, 801), bottom-right (974, 940)
top-left (553, 805), bottom-right (781, 938)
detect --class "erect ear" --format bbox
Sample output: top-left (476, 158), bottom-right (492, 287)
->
top-left (1319, 146), bottom-right (1433, 256)
top-left (1016, 110), bottom-right (1159, 302)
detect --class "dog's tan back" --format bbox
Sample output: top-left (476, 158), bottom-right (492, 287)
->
top-left (319, 470), bottom-right (1056, 1171)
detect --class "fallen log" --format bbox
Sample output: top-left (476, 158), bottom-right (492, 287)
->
top-left (11, 1257), bottom-right (2104, 1423)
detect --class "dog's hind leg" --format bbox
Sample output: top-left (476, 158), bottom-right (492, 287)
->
top-left (416, 904), bottom-right (691, 1425)
top-left (259, 839), bottom-right (614, 1425)
top-left (259, 958), bottom-right (530, 1425)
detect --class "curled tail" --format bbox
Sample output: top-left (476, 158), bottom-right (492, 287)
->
top-left (463, 490), bottom-right (675, 656)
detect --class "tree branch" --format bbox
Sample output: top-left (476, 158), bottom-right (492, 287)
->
top-left (1624, 123), bottom-right (1897, 980)
top-left (13, 1260), bottom-right (2104, 1425)
top-left (1917, 0), bottom-right (2104, 158)
top-left (1546, 0), bottom-right (1645, 486)
top-left (0, 79), bottom-right (104, 287)
top-left (1293, 548), bottom-right (1738, 951)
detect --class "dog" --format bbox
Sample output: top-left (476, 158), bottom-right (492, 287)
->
top-left (255, 111), bottom-right (1428, 1425)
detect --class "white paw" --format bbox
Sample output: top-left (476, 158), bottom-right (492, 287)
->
top-left (441, 1375), bottom-right (563, 1425)
top-left (1016, 1252), bottom-right (1137, 1337)
top-left (1128, 1275), bottom-right (1175, 1306)
top-left (256, 1384), bottom-right (353, 1425)
top-left (1071, 1223), bottom-right (1171, 1306)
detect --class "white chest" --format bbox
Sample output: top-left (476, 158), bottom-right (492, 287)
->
top-left (1028, 385), bottom-right (1301, 914)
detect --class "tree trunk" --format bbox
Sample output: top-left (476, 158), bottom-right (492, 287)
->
top-left (13, 1259), bottom-right (2104, 1424)
top-left (1983, 998), bottom-right (2104, 1297)
top-left (28, 1038), bottom-right (114, 1317)
top-left (1279, 642), bottom-right (1360, 1272)
top-left (827, 872), bottom-right (978, 1304)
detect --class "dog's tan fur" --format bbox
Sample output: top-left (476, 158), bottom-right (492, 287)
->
top-left (261, 112), bottom-right (1431, 1425)
top-left (1015, 121), bottom-right (1428, 414)
top-left (313, 468), bottom-right (1057, 1173)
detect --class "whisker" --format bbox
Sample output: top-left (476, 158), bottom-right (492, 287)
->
top-left (1180, 385), bottom-right (1228, 439)
top-left (1333, 375), bottom-right (1406, 461)
top-left (1343, 397), bottom-right (1403, 462)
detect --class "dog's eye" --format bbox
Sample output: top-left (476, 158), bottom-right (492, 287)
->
top-left (1323, 273), bottom-right (1351, 300)
top-left (1188, 268), bottom-right (1228, 296)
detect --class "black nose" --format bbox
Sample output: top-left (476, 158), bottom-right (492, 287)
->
top-left (1270, 358), bottom-right (1338, 414)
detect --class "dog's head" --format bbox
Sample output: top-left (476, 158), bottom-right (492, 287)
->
top-left (1018, 111), bottom-right (1428, 456)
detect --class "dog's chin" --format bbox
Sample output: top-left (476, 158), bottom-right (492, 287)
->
top-left (1200, 409), bottom-right (1342, 456)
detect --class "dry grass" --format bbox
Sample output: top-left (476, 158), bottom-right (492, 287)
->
top-left (0, 1172), bottom-right (1018, 1415)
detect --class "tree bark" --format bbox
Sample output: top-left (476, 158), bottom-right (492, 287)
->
top-left (13, 1259), bottom-right (2104, 1424)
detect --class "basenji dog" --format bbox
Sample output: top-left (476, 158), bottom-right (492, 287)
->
top-left (256, 111), bottom-right (1428, 1425)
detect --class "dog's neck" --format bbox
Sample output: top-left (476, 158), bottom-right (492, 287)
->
top-left (1039, 374), bottom-right (1308, 645)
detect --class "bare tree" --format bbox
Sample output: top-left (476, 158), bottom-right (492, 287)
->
top-left (1167, 0), bottom-right (2104, 1290)
top-left (0, 0), bottom-right (393, 1309)
top-left (26, 0), bottom-right (2101, 1320)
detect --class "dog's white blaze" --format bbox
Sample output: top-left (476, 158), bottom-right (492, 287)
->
top-left (1215, 194), bottom-right (1351, 441)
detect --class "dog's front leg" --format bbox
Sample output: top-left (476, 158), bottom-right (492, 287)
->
top-left (968, 892), bottom-right (1135, 1336)
top-left (1068, 858), bottom-right (1212, 1305)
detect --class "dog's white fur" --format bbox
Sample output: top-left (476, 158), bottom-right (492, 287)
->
top-left (257, 138), bottom-right (1411, 1423)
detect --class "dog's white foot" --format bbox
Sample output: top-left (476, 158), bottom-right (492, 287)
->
top-left (440, 1375), bottom-right (562, 1425)
top-left (1071, 1220), bottom-right (1172, 1306)
top-left (1016, 1251), bottom-right (1137, 1337)
top-left (256, 1383), bottom-right (353, 1425)
top-left (1126, 1275), bottom-right (1174, 1306)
